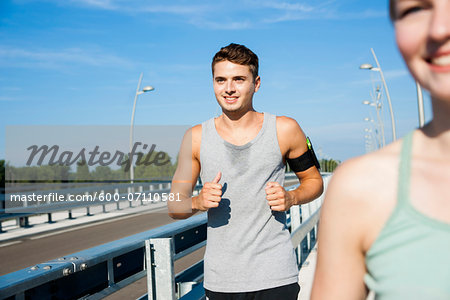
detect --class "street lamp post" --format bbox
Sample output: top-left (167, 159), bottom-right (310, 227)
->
top-left (365, 134), bottom-right (375, 153)
top-left (363, 98), bottom-right (385, 147)
top-left (364, 127), bottom-right (380, 149)
top-left (364, 117), bottom-right (383, 148)
top-left (360, 48), bottom-right (397, 142)
top-left (129, 72), bottom-right (154, 183)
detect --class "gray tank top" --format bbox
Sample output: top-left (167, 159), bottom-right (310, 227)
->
top-left (200, 112), bottom-right (299, 293)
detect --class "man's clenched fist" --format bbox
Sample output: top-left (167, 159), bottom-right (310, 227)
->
top-left (265, 182), bottom-right (295, 211)
top-left (193, 171), bottom-right (222, 211)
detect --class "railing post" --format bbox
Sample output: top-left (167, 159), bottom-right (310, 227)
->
top-left (107, 258), bottom-right (115, 287)
top-left (145, 238), bottom-right (176, 300)
top-left (290, 205), bottom-right (302, 265)
top-left (47, 213), bottom-right (54, 223)
top-left (128, 187), bottom-right (133, 208)
top-left (309, 200), bottom-right (317, 240)
top-left (19, 217), bottom-right (30, 228)
top-left (177, 282), bottom-right (197, 298)
top-left (85, 192), bottom-right (92, 216)
top-left (115, 188), bottom-right (121, 210)
top-left (301, 203), bottom-right (311, 263)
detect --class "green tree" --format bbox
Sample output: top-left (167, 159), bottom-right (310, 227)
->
top-left (92, 165), bottom-right (114, 181)
top-left (135, 151), bottom-right (175, 179)
top-left (319, 159), bottom-right (340, 172)
top-left (75, 160), bottom-right (92, 181)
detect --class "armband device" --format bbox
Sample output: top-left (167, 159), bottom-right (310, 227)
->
top-left (287, 137), bottom-right (320, 172)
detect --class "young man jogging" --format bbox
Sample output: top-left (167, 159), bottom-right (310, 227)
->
top-left (169, 43), bottom-right (323, 299)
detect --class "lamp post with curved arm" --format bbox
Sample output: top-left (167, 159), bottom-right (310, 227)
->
top-left (129, 73), bottom-right (155, 183)
top-left (364, 117), bottom-right (383, 148)
top-left (360, 48), bottom-right (397, 142)
top-left (363, 97), bottom-right (385, 147)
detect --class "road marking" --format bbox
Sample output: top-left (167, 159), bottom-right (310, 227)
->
top-left (0, 240), bottom-right (22, 248)
top-left (29, 206), bottom-right (168, 240)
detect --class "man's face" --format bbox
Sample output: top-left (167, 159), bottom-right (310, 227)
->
top-left (213, 60), bottom-right (260, 113)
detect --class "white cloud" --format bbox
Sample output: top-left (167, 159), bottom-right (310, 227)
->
top-left (14, 0), bottom-right (387, 28)
top-left (0, 46), bottom-right (134, 69)
top-left (257, 1), bottom-right (387, 24)
top-left (0, 96), bottom-right (17, 101)
top-left (140, 4), bottom-right (211, 15)
top-left (64, 0), bottom-right (213, 15)
top-left (189, 18), bottom-right (253, 30)
top-left (260, 1), bottom-right (315, 12)
top-left (384, 69), bottom-right (409, 80)
top-left (68, 0), bottom-right (120, 10)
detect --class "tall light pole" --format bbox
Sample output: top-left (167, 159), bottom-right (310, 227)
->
top-left (364, 117), bottom-right (383, 148)
top-left (363, 98), bottom-right (385, 147)
top-left (365, 134), bottom-right (375, 153)
top-left (129, 72), bottom-right (154, 183)
top-left (360, 48), bottom-right (397, 142)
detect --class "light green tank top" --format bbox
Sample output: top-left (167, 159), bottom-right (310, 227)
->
top-left (364, 131), bottom-right (450, 300)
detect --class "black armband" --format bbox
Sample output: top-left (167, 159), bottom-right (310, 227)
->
top-left (287, 137), bottom-right (320, 172)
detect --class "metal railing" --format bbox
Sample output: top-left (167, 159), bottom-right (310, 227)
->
top-left (0, 174), bottom-right (330, 299)
top-left (0, 180), bottom-right (182, 232)
top-left (0, 173), bottom-right (304, 232)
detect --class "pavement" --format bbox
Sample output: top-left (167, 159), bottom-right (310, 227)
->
top-left (297, 245), bottom-right (317, 300)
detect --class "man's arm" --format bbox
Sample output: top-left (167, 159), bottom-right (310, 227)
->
top-left (265, 117), bottom-right (323, 211)
top-left (168, 125), bottom-right (223, 219)
top-left (168, 126), bottom-right (201, 219)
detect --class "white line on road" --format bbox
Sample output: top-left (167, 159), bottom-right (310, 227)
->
top-left (0, 240), bottom-right (22, 248)
top-left (29, 206), bottom-right (168, 240)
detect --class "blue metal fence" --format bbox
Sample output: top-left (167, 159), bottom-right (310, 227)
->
top-left (0, 174), bottom-right (328, 299)
top-left (0, 180), bottom-right (176, 232)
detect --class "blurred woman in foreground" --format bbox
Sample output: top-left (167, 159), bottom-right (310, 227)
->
top-left (311, 0), bottom-right (450, 299)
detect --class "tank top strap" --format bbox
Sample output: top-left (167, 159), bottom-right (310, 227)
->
top-left (397, 131), bottom-right (414, 207)
top-left (265, 112), bottom-right (276, 135)
top-left (201, 117), bottom-right (220, 144)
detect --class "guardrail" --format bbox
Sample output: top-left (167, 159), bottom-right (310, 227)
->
top-left (0, 180), bottom-right (183, 232)
top-left (0, 174), bottom-right (329, 300)
top-left (0, 172), bottom-right (305, 233)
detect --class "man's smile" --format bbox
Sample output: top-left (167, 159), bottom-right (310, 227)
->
top-left (224, 96), bottom-right (239, 103)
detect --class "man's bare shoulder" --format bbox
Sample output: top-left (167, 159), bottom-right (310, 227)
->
top-left (275, 116), bottom-right (307, 156)
top-left (276, 115), bottom-right (303, 134)
top-left (189, 124), bottom-right (202, 157)
top-left (191, 124), bottom-right (202, 142)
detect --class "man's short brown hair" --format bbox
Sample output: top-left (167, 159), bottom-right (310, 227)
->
top-left (212, 43), bottom-right (259, 81)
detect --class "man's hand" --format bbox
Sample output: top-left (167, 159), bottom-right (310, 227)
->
top-left (265, 182), bottom-right (295, 211)
top-left (193, 172), bottom-right (222, 211)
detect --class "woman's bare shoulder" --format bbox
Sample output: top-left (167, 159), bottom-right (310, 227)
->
top-left (329, 141), bottom-right (402, 201)
top-left (322, 141), bottom-right (403, 249)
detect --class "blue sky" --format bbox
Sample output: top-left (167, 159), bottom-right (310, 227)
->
top-left (0, 0), bottom-right (433, 162)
